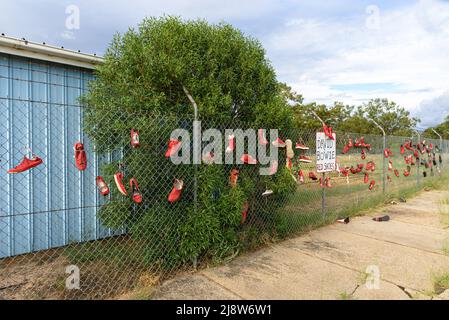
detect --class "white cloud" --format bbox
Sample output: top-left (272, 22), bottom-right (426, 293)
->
top-left (264, 0), bottom-right (449, 120)
top-left (414, 90), bottom-right (449, 127)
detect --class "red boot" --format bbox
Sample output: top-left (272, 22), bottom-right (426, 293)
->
top-left (130, 129), bottom-right (140, 148)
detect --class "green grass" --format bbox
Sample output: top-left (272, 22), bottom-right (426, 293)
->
top-left (434, 273), bottom-right (449, 295)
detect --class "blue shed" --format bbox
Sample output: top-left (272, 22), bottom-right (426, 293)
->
top-left (0, 36), bottom-right (114, 258)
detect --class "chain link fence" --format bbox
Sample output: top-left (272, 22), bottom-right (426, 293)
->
top-left (1, 90), bottom-right (448, 299)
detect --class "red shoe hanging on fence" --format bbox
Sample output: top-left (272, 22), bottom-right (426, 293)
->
top-left (364, 173), bottom-right (369, 184)
top-left (241, 202), bottom-right (249, 224)
top-left (240, 154), bottom-right (257, 164)
top-left (165, 139), bottom-right (181, 158)
top-left (298, 155), bottom-right (312, 163)
top-left (96, 176), bottom-right (109, 196)
top-left (394, 169), bottom-right (400, 178)
top-left (295, 142), bottom-right (309, 150)
top-left (114, 172), bottom-right (128, 196)
top-left (400, 145), bottom-right (405, 155)
top-left (323, 124), bottom-right (335, 140)
top-left (298, 169), bottom-right (305, 183)
top-left (325, 177), bottom-right (332, 188)
top-left (272, 137), bottom-right (286, 148)
top-left (369, 180), bottom-right (376, 191)
top-left (168, 179), bottom-right (184, 203)
top-left (74, 142), bottom-right (87, 171)
top-left (8, 154), bottom-right (43, 174)
top-left (130, 129), bottom-right (140, 148)
top-left (230, 169), bottom-right (239, 187)
top-left (361, 149), bottom-right (366, 160)
top-left (129, 178), bottom-right (142, 203)
top-left (309, 172), bottom-right (318, 181)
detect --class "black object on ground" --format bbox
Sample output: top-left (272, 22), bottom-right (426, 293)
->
top-left (337, 217), bottom-right (350, 224)
top-left (373, 215), bottom-right (390, 222)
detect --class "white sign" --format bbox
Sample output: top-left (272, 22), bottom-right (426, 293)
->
top-left (316, 132), bottom-right (337, 173)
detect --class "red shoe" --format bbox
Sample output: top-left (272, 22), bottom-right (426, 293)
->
top-left (74, 142), bottom-right (87, 171)
top-left (400, 145), bottom-right (405, 155)
top-left (129, 178), bottom-right (142, 203)
top-left (272, 137), bottom-right (286, 148)
top-left (295, 142), bottom-right (309, 150)
top-left (350, 166), bottom-right (358, 175)
top-left (384, 148), bottom-right (393, 158)
top-left (230, 169), bottom-right (239, 187)
top-left (258, 129), bottom-right (268, 146)
top-left (394, 169), bottom-right (399, 178)
top-left (357, 163), bottom-right (364, 170)
top-left (319, 177), bottom-right (324, 188)
top-left (369, 180), bottom-right (376, 191)
top-left (340, 167), bottom-right (349, 177)
top-left (241, 202), bottom-right (249, 224)
top-left (225, 135), bottom-right (235, 153)
top-left (355, 137), bottom-right (364, 148)
top-left (366, 161), bottom-right (376, 172)
top-left (348, 138), bottom-right (354, 148)
top-left (298, 155), bottom-right (312, 163)
top-left (298, 170), bottom-right (305, 183)
top-left (270, 160), bottom-right (278, 175)
top-left (168, 179), bottom-right (184, 203)
top-left (309, 172), bottom-right (318, 181)
top-left (404, 141), bottom-right (414, 151)
top-left (388, 160), bottom-right (393, 171)
top-left (165, 139), bottom-right (181, 158)
top-left (403, 170), bottom-right (410, 177)
top-left (240, 154), bottom-right (257, 164)
top-left (96, 176), bottom-right (109, 196)
top-left (323, 124), bottom-right (335, 140)
top-left (414, 150), bottom-right (419, 158)
top-left (286, 157), bottom-right (292, 170)
top-left (325, 177), bottom-right (332, 188)
top-left (361, 149), bottom-right (366, 160)
top-left (130, 129), bottom-right (140, 148)
top-left (364, 173), bottom-right (369, 184)
top-left (342, 144), bottom-right (351, 154)
top-left (114, 172), bottom-right (128, 196)
top-left (8, 155), bottom-right (43, 174)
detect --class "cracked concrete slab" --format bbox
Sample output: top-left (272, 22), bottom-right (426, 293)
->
top-left (151, 190), bottom-right (449, 300)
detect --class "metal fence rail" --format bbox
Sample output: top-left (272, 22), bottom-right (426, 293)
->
top-left (0, 100), bottom-right (447, 299)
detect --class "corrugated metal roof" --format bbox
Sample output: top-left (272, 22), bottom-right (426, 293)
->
top-left (0, 34), bottom-right (103, 69)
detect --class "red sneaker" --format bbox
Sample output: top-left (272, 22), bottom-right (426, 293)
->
top-left (309, 172), bottom-right (318, 180)
top-left (369, 180), bottom-right (376, 191)
top-left (298, 155), bottom-right (312, 163)
top-left (298, 169), bottom-right (305, 183)
top-left (8, 155), bottom-right (43, 174)
top-left (241, 202), bottom-right (249, 224)
top-left (272, 137), bottom-right (286, 148)
top-left (129, 178), bottom-right (142, 203)
top-left (74, 142), bottom-right (87, 171)
top-left (258, 129), bottom-right (268, 146)
top-left (295, 142), bottom-right (309, 150)
top-left (240, 154), bottom-right (257, 164)
top-left (114, 172), bottom-right (128, 196)
top-left (165, 139), bottom-right (181, 158)
top-left (230, 169), bottom-right (239, 187)
top-left (130, 129), bottom-right (140, 148)
top-left (364, 173), bottom-right (369, 184)
top-left (361, 149), bottom-right (366, 160)
top-left (96, 176), bottom-right (109, 196)
top-left (168, 179), bottom-right (184, 203)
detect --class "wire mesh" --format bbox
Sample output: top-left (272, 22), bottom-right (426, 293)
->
top-left (0, 60), bottom-right (448, 299)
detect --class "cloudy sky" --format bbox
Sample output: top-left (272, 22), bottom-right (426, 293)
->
top-left (1, 0), bottom-right (448, 128)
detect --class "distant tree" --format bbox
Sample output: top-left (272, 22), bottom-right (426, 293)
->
top-left (423, 116), bottom-right (449, 139)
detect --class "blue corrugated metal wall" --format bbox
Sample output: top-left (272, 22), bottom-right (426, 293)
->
top-left (0, 52), bottom-right (113, 258)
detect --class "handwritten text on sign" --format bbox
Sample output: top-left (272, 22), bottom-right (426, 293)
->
top-left (316, 132), bottom-right (337, 173)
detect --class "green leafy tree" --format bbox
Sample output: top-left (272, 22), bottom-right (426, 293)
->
top-left (81, 16), bottom-right (296, 268)
top-left (423, 116), bottom-right (449, 139)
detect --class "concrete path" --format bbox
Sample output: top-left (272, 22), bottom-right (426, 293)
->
top-left (152, 190), bottom-right (449, 300)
